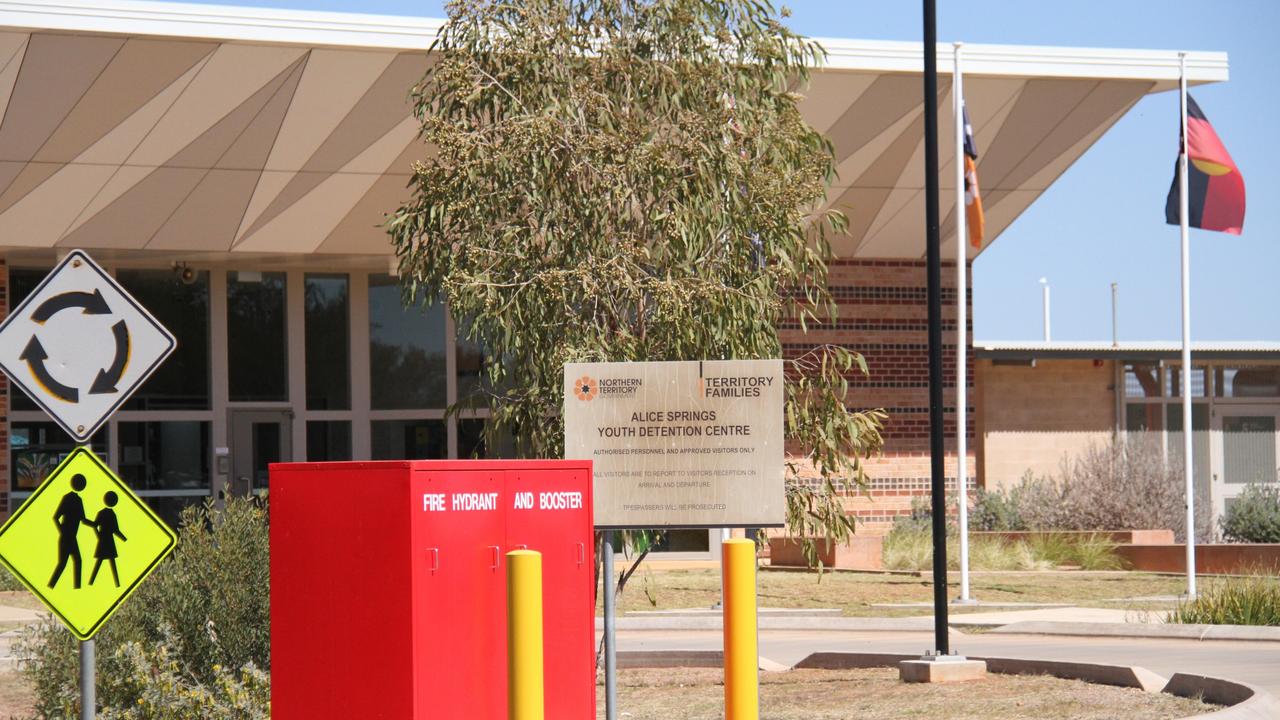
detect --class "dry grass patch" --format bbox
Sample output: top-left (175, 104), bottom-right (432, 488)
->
top-left (598, 667), bottom-right (1216, 720)
top-left (602, 568), bottom-right (1187, 617)
top-left (0, 667), bottom-right (34, 720)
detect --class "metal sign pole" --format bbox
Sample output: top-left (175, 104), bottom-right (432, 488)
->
top-left (80, 638), bottom-right (95, 720)
top-left (922, 0), bottom-right (950, 655)
top-left (602, 531), bottom-right (618, 720)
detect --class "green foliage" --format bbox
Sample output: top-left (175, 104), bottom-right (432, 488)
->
top-left (388, 0), bottom-right (885, 552)
top-left (970, 487), bottom-right (1026, 532)
top-left (1168, 574), bottom-right (1280, 626)
top-left (96, 628), bottom-right (270, 720)
top-left (1220, 483), bottom-right (1280, 543)
top-left (1024, 532), bottom-right (1125, 571)
top-left (881, 524), bottom-right (1121, 572)
top-left (16, 497), bottom-right (269, 717)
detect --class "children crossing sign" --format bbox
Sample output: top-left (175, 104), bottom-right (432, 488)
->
top-left (0, 447), bottom-right (177, 640)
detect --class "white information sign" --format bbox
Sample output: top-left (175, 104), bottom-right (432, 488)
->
top-left (564, 359), bottom-right (784, 528)
top-left (0, 250), bottom-right (176, 442)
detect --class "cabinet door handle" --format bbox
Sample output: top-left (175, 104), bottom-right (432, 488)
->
top-left (490, 545), bottom-right (500, 570)
top-left (576, 542), bottom-right (586, 566)
top-left (427, 547), bottom-right (439, 573)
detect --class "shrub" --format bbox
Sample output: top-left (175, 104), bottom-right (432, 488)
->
top-left (97, 627), bottom-right (270, 720)
top-left (1024, 532), bottom-right (1125, 571)
top-left (16, 496), bottom-right (270, 717)
top-left (990, 437), bottom-right (1213, 542)
top-left (879, 526), bottom-right (1117, 572)
top-left (969, 487), bottom-right (1026, 531)
top-left (1220, 483), bottom-right (1280, 543)
top-left (1167, 574), bottom-right (1280, 626)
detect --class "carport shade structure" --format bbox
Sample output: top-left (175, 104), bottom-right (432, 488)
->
top-left (0, 0), bottom-right (1227, 266)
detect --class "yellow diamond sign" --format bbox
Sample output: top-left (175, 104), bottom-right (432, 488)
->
top-left (0, 448), bottom-right (176, 639)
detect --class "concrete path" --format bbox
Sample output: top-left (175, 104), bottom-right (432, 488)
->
top-left (615, 628), bottom-right (1280, 697)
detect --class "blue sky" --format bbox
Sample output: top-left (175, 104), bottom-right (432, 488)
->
top-left (173, 0), bottom-right (1278, 342)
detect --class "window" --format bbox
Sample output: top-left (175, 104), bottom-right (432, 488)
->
top-left (1124, 363), bottom-right (1161, 399)
top-left (115, 422), bottom-right (210, 491)
top-left (1215, 366), bottom-right (1280, 398)
top-left (117, 269), bottom-right (211, 410)
top-left (11, 422), bottom-right (107, 492)
top-left (8, 268), bottom-right (51, 412)
top-left (305, 274), bottom-right (350, 410)
top-left (371, 419), bottom-right (446, 460)
top-left (307, 421), bottom-right (352, 462)
top-left (368, 274), bottom-right (446, 410)
top-left (227, 271), bottom-right (288, 402)
top-left (1165, 364), bottom-right (1207, 398)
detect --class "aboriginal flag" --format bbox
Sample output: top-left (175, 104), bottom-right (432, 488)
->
top-left (1165, 95), bottom-right (1245, 235)
top-left (962, 104), bottom-right (985, 248)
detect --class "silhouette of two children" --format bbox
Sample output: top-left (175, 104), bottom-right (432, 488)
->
top-left (49, 474), bottom-right (127, 590)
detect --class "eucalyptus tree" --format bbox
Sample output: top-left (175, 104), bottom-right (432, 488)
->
top-left (388, 0), bottom-right (885, 553)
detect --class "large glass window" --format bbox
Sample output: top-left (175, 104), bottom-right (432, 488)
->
top-left (10, 422), bottom-right (107, 492)
top-left (307, 421), bottom-right (352, 462)
top-left (304, 274), bottom-right (350, 410)
top-left (1215, 366), bottom-right (1280, 398)
top-left (227, 271), bottom-right (288, 402)
top-left (371, 419), bottom-right (446, 460)
top-left (8, 268), bottom-right (51, 412)
top-left (1124, 363), bottom-right (1161, 398)
top-left (1165, 364), bottom-right (1207, 398)
top-left (368, 274), bottom-right (446, 409)
top-left (117, 269), bottom-right (211, 410)
top-left (116, 421), bottom-right (210, 491)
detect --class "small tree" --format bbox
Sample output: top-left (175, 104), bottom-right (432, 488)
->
top-left (388, 0), bottom-right (884, 554)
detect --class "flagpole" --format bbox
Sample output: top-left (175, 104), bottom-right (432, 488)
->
top-left (953, 41), bottom-right (972, 604)
top-left (1178, 51), bottom-right (1197, 598)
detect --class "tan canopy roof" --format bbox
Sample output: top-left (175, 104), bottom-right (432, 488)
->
top-left (0, 0), bottom-right (1227, 266)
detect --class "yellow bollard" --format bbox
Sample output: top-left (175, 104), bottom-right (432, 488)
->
top-left (507, 549), bottom-right (544, 720)
top-left (722, 538), bottom-right (759, 720)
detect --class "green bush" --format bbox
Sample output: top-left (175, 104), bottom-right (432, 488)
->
top-left (1168, 574), bottom-right (1280, 626)
top-left (1220, 483), bottom-right (1280, 543)
top-left (970, 487), bottom-right (1026, 531)
top-left (15, 496), bottom-right (270, 718)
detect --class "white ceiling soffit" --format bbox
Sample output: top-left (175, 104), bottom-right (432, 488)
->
top-left (0, 0), bottom-right (1229, 263)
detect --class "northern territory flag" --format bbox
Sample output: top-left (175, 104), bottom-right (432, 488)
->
top-left (962, 104), bottom-right (985, 248)
top-left (1165, 95), bottom-right (1245, 234)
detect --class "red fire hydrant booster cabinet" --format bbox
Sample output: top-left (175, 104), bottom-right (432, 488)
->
top-left (270, 460), bottom-right (595, 719)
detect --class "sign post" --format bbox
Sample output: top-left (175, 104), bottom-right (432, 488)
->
top-left (0, 249), bottom-right (177, 717)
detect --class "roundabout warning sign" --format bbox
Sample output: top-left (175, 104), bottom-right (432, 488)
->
top-left (0, 250), bottom-right (176, 442)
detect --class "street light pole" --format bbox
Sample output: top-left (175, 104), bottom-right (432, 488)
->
top-left (1039, 277), bottom-right (1051, 342)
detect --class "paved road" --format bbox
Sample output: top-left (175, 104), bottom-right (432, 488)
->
top-left (616, 628), bottom-right (1280, 695)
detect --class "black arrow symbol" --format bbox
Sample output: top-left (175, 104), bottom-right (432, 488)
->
top-left (89, 320), bottom-right (130, 395)
top-left (30, 289), bottom-right (110, 324)
top-left (18, 336), bottom-right (78, 403)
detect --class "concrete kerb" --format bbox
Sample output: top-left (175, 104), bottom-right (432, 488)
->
top-left (598, 614), bottom-right (1280, 642)
top-left (990, 621), bottom-right (1280, 643)
top-left (618, 650), bottom-right (1278, 718)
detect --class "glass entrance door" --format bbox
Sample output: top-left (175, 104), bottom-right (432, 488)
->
top-left (1212, 408), bottom-right (1280, 522)
top-left (229, 409), bottom-right (293, 496)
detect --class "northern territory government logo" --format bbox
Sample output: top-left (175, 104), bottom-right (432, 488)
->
top-left (572, 375), bottom-right (641, 401)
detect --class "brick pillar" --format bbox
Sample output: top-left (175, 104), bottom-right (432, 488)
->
top-left (779, 259), bottom-right (974, 533)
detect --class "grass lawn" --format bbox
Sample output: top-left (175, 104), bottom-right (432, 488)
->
top-left (600, 567), bottom-right (1188, 617)
top-left (597, 667), bottom-right (1217, 720)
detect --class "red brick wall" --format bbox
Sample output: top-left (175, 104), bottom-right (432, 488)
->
top-left (779, 259), bottom-right (973, 532)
